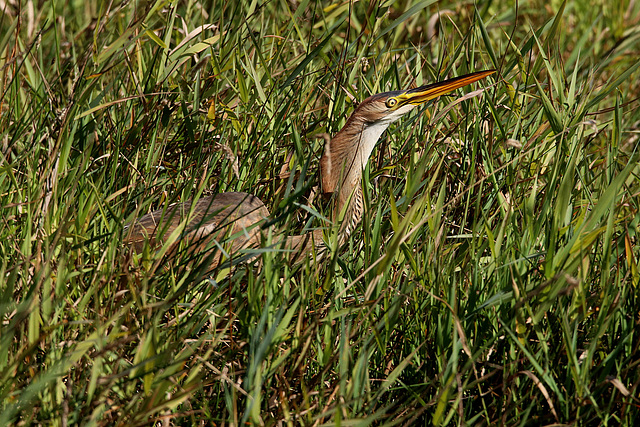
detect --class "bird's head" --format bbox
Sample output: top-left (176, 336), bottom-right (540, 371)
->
top-left (354, 69), bottom-right (496, 126)
top-left (321, 69), bottom-right (495, 197)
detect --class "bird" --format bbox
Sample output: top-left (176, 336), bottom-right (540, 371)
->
top-left (125, 69), bottom-right (495, 268)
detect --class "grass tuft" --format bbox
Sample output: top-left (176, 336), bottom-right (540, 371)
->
top-left (1, 0), bottom-right (640, 424)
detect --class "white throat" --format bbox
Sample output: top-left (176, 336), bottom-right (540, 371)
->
top-left (355, 104), bottom-right (415, 179)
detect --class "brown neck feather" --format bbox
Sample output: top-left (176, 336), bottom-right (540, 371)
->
top-left (319, 100), bottom-right (391, 241)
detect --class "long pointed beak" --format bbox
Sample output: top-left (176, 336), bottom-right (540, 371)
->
top-left (398, 69), bottom-right (495, 106)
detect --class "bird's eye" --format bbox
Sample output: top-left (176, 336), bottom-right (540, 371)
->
top-left (385, 98), bottom-right (397, 108)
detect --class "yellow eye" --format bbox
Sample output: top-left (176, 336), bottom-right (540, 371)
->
top-left (385, 98), bottom-right (397, 108)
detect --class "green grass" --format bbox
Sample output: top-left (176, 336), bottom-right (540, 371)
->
top-left (2, 0), bottom-right (640, 424)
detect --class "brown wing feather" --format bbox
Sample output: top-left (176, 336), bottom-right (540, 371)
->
top-left (125, 192), bottom-right (270, 264)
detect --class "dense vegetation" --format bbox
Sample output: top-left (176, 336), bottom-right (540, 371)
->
top-left (1, 0), bottom-right (639, 424)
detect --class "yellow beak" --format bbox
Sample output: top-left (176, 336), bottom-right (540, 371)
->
top-left (398, 69), bottom-right (495, 106)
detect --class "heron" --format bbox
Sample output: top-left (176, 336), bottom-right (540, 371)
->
top-left (125, 70), bottom-right (495, 267)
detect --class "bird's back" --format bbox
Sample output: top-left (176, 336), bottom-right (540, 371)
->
top-left (125, 192), bottom-right (270, 265)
